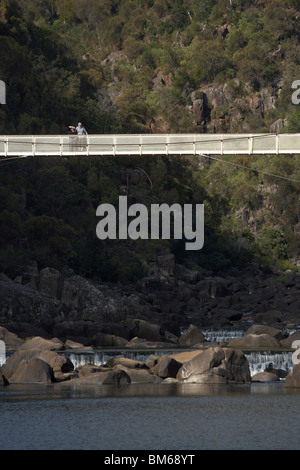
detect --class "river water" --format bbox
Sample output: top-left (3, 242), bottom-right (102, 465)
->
top-left (1, 381), bottom-right (300, 450)
top-left (1, 327), bottom-right (300, 451)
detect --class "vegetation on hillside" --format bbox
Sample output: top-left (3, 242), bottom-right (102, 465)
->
top-left (0, 0), bottom-right (300, 281)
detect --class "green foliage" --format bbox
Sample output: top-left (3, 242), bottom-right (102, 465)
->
top-left (257, 227), bottom-right (288, 262)
top-left (1, 0), bottom-right (298, 133)
top-left (1, 0), bottom-right (300, 280)
top-left (24, 214), bottom-right (76, 268)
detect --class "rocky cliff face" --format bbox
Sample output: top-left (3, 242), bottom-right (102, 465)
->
top-left (187, 79), bottom-right (282, 134)
top-left (1, 253), bottom-right (300, 345)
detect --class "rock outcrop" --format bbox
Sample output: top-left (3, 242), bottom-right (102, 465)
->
top-left (251, 371), bottom-right (279, 382)
top-left (0, 326), bottom-right (25, 351)
top-left (176, 347), bottom-right (251, 384)
top-left (2, 348), bottom-right (73, 383)
top-left (228, 324), bottom-right (285, 349)
top-left (8, 357), bottom-right (53, 384)
top-left (285, 364), bottom-right (300, 388)
top-left (179, 324), bottom-right (205, 347)
top-left (228, 334), bottom-right (282, 349)
top-left (151, 355), bottom-right (182, 379)
top-left (1, 263), bottom-right (300, 348)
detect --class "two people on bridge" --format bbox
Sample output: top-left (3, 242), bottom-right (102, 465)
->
top-left (68, 122), bottom-right (88, 151)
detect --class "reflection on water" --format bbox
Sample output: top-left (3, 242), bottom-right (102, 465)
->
top-left (1, 382), bottom-right (300, 450)
top-left (1, 380), bottom-right (299, 402)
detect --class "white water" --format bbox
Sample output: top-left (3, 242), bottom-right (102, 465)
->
top-left (67, 350), bottom-right (153, 369)
top-left (203, 329), bottom-right (244, 343)
top-left (0, 353), bottom-right (6, 367)
top-left (67, 349), bottom-right (294, 378)
top-left (245, 351), bottom-right (293, 377)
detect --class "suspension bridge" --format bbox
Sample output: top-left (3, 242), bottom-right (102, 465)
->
top-left (0, 133), bottom-right (300, 158)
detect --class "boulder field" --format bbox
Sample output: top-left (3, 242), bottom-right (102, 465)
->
top-left (1, 337), bottom-right (251, 386)
top-left (1, 263), bottom-right (300, 347)
top-left (1, 324), bottom-right (300, 387)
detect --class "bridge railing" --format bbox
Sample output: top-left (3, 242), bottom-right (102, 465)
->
top-left (0, 133), bottom-right (300, 157)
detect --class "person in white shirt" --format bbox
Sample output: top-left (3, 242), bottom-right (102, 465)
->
top-left (75, 122), bottom-right (88, 151)
top-left (76, 122), bottom-right (88, 135)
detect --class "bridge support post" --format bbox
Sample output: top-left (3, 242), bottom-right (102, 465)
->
top-left (32, 136), bottom-right (36, 157)
top-left (4, 136), bottom-right (8, 157)
top-left (248, 135), bottom-right (253, 155)
top-left (276, 133), bottom-right (279, 155)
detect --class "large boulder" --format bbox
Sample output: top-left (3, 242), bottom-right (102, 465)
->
top-left (243, 325), bottom-right (285, 341)
top-left (0, 326), bottom-right (25, 351)
top-left (228, 334), bottom-right (282, 349)
top-left (169, 350), bottom-right (203, 364)
top-left (38, 349), bottom-right (73, 373)
top-left (0, 274), bottom-right (63, 330)
top-left (281, 330), bottom-right (300, 349)
top-left (67, 368), bottom-right (131, 385)
top-left (2, 348), bottom-right (72, 382)
top-left (8, 357), bottom-right (53, 384)
top-left (285, 364), bottom-right (300, 388)
top-left (125, 319), bottom-right (164, 342)
top-left (105, 357), bottom-right (149, 370)
top-left (179, 324), bottom-right (205, 347)
top-left (64, 339), bottom-right (93, 351)
top-left (0, 367), bottom-right (7, 385)
top-left (176, 347), bottom-right (251, 384)
top-left (125, 337), bottom-right (174, 349)
top-left (77, 364), bottom-right (108, 377)
top-left (151, 355), bottom-right (182, 379)
top-left (112, 365), bottom-right (162, 383)
top-left (251, 371), bottom-right (279, 382)
top-left (19, 336), bottom-right (64, 351)
top-left (38, 267), bottom-right (64, 300)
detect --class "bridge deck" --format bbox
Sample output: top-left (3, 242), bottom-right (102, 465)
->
top-left (0, 133), bottom-right (300, 157)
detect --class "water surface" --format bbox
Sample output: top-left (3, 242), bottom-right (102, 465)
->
top-left (1, 382), bottom-right (300, 450)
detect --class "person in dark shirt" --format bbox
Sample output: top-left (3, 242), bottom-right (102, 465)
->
top-left (68, 125), bottom-right (76, 151)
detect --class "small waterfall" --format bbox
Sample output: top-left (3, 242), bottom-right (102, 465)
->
top-left (180, 327), bottom-right (244, 342)
top-left (67, 351), bottom-right (112, 369)
top-left (203, 329), bottom-right (244, 343)
top-left (67, 349), bottom-right (294, 380)
top-left (246, 351), bottom-right (294, 377)
top-left (67, 350), bottom-right (158, 370)
top-left (0, 353), bottom-right (6, 367)
top-left (0, 341), bottom-right (7, 367)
